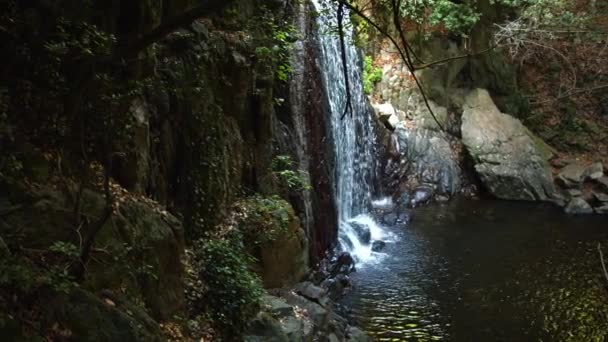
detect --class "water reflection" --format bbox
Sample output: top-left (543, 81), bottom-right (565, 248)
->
top-left (340, 199), bottom-right (608, 341)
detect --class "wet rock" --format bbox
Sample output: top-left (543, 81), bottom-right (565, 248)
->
top-left (436, 195), bottom-right (450, 202)
top-left (395, 192), bottom-right (412, 207)
top-left (349, 222), bottom-right (371, 244)
top-left (461, 89), bottom-right (555, 201)
top-left (411, 185), bottom-right (434, 206)
top-left (397, 210), bottom-right (414, 224)
top-left (382, 212), bottom-right (398, 226)
top-left (323, 274), bottom-right (351, 300)
top-left (371, 240), bottom-right (386, 252)
top-left (564, 198), bottom-right (593, 215)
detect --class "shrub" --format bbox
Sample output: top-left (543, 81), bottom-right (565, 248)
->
top-left (363, 56), bottom-right (383, 95)
top-left (189, 238), bottom-right (263, 338)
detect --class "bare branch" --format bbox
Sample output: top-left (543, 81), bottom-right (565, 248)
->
top-left (337, 3), bottom-right (353, 119)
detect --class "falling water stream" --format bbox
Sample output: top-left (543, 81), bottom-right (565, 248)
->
top-left (311, 0), bottom-right (390, 264)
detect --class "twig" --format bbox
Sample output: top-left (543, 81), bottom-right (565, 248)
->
top-left (598, 243), bottom-right (608, 285)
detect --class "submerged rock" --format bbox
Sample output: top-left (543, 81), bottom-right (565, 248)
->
top-left (411, 185), bottom-right (434, 206)
top-left (371, 240), bottom-right (386, 252)
top-left (348, 222), bottom-right (371, 245)
top-left (461, 89), bottom-right (555, 201)
top-left (564, 198), bottom-right (594, 215)
top-left (382, 213), bottom-right (398, 226)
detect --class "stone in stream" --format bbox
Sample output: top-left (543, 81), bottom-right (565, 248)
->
top-left (348, 221), bottom-right (371, 244)
top-left (371, 240), bottom-right (386, 252)
top-left (382, 212), bottom-right (398, 226)
top-left (397, 210), bottom-right (414, 224)
top-left (411, 185), bottom-right (434, 207)
top-left (461, 89), bottom-right (556, 201)
top-left (564, 197), bottom-right (594, 215)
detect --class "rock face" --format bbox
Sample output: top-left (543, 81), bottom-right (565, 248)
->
top-left (461, 89), bottom-right (556, 201)
top-left (385, 126), bottom-right (461, 198)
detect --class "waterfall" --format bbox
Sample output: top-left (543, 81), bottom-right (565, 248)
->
top-left (311, 0), bottom-right (389, 263)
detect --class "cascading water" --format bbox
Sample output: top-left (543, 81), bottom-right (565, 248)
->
top-left (311, 0), bottom-right (391, 263)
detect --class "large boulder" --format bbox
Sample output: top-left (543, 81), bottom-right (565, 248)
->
top-left (461, 89), bottom-right (556, 201)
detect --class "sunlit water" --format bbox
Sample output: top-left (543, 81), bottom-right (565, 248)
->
top-left (339, 199), bottom-right (608, 341)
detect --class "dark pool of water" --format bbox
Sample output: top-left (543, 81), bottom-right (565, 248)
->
top-left (339, 199), bottom-right (608, 341)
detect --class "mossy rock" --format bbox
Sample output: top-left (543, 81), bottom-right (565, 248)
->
top-left (235, 196), bottom-right (309, 288)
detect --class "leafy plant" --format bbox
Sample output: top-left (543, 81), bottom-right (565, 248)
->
top-left (271, 155), bottom-right (311, 191)
top-left (237, 195), bottom-right (294, 246)
top-left (399, 0), bottom-right (481, 36)
top-left (189, 238), bottom-right (263, 338)
top-left (363, 56), bottom-right (383, 95)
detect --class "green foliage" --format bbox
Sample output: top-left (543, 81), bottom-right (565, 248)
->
top-left (252, 7), bottom-right (297, 82)
top-left (362, 56), bottom-right (383, 95)
top-left (0, 255), bottom-right (76, 295)
top-left (399, 0), bottom-right (481, 36)
top-left (237, 195), bottom-right (293, 246)
top-left (271, 155), bottom-right (311, 191)
top-left (189, 238), bottom-right (263, 338)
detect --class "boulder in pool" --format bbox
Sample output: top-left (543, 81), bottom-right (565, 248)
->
top-left (461, 89), bottom-right (556, 201)
top-left (564, 197), bottom-right (593, 215)
top-left (371, 240), bottom-right (386, 252)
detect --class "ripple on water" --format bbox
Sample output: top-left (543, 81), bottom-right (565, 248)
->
top-left (339, 199), bottom-right (608, 341)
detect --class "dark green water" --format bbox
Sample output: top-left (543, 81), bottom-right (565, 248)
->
top-left (340, 199), bottom-right (608, 341)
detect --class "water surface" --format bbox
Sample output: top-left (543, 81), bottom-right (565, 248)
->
top-left (340, 199), bottom-right (608, 341)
